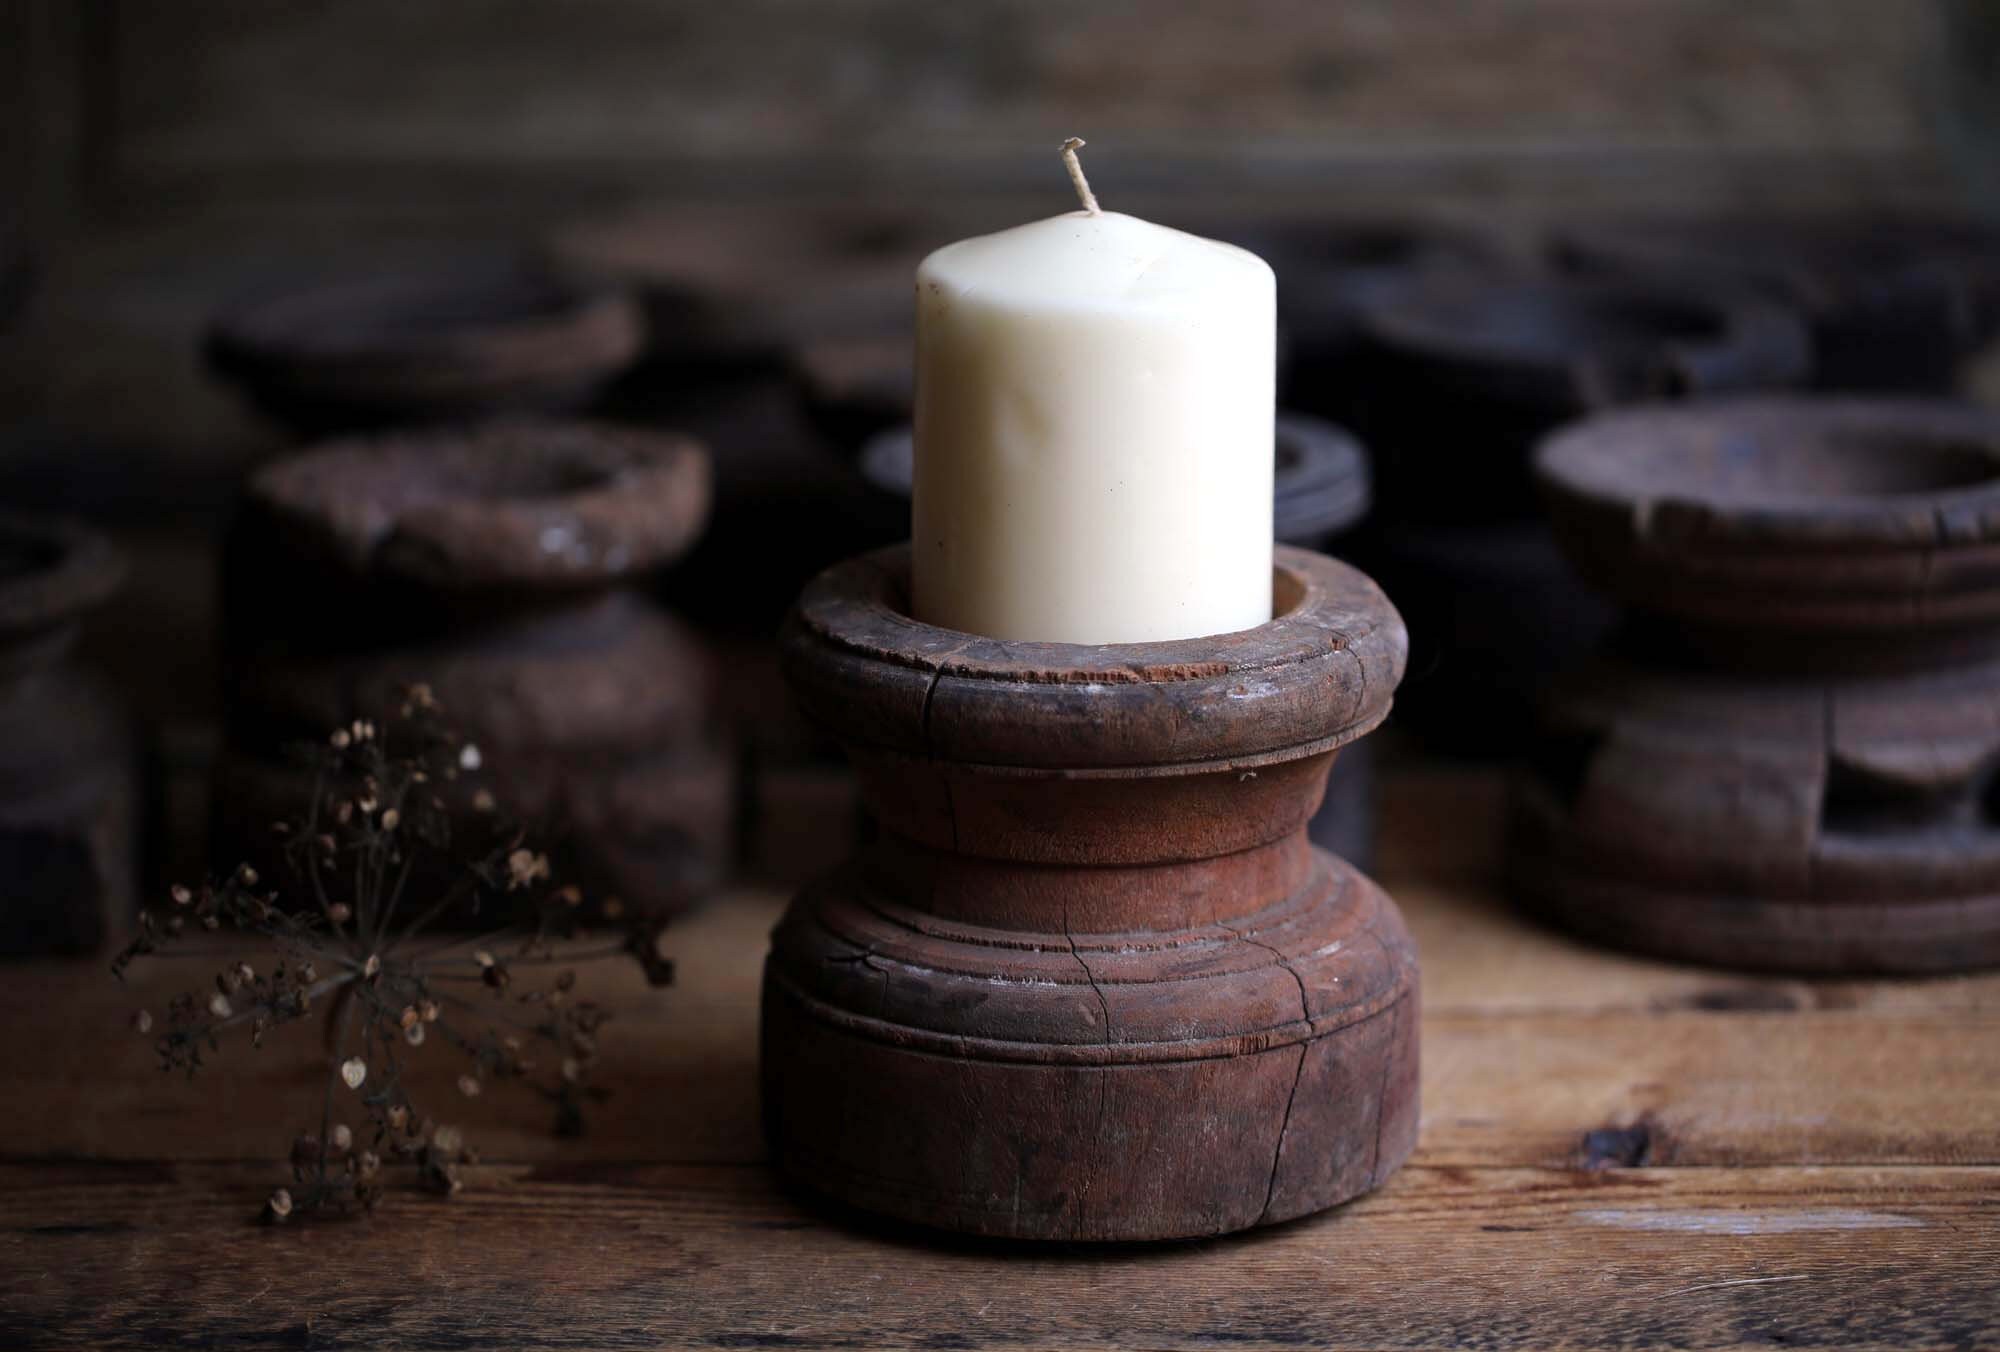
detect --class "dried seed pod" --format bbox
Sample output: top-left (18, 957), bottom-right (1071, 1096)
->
top-left (340, 1057), bottom-right (367, 1089)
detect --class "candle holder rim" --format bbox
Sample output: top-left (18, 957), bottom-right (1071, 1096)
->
top-left (248, 419), bottom-right (714, 591)
top-left (1536, 397), bottom-right (2000, 552)
top-left (782, 543), bottom-right (1406, 772)
top-left (206, 257), bottom-right (641, 369)
top-left (1356, 270), bottom-right (1809, 402)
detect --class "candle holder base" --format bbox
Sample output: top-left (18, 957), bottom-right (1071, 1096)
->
top-left (763, 545), bottom-right (1414, 1241)
top-left (1514, 399), bottom-right (2000, 975)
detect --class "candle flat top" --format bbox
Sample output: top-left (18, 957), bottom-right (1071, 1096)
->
top-left (918, 211), bottom-right (1273, 316)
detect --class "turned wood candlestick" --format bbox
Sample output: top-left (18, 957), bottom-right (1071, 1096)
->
top-left (856, 415), bottom-right (1382, 867)
top-left (1513, 397), bottom-right (2000, 973)
top-left (762, 545), bottom-right (1417, 1241)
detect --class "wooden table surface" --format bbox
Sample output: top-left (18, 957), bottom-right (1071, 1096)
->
top-left (3, 768), bottom-right (1996, 1349)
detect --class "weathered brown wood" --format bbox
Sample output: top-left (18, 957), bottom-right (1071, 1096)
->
top-left (215, 421), bottom-right (734, 920)
top-left (206, 259), bottom-right (645, 434)
top-left (1555, 216), bottom-right (2000, 393)
top-left (1352, 274), bottom-right (1811, 758)
top-left (853, 416), bottom-right (1383, 866)
top-left (4, 768), bottom-right (2000, 1345)
top-left (0, 1161), bottom-right (1993, 1350)
top-left (1518, 398), bottom-right (2000, 973)
top-left (766, 545), bottom-right (1414, 1240)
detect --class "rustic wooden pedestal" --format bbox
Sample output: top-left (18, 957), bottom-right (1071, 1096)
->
top-left (1352, 273), bottom-right (1809, 757)
top-left (1512, 398), bottom-right (2000, 973)
top-left (762, 545), bottom-right (1417, 1241)
top-left (215, 421), bottom-right (732, 919)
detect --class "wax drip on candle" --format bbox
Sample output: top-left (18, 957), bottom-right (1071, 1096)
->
top-left (1060, 137), bottom-right (1101, 216)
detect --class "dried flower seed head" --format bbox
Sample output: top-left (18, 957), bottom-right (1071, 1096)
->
top-left (266, 1187), bottom-right (294, 1222)
top-left (474, 950), bottom-right (495, 970)
top-left (431, 1124), bottom-right (463, 1155)
top-left (398, 1005), bottom-right (420, 1030)
top-left (386, 1104), bottom-right (409, 1132)
top-left (357, 1149), bottom-right (381, 1179)
top-left (419, 999), bottom-right (440, 1024)
top-left (362, 953), bottom-right (381, 981)
top-left (555, 885), bottom-right (582, 909)
top-left (234, 961), bottom-right (255, 988)
top-left (340, 1057), bottom-right (367, 1090)
top-left (408, 682), bottom-right (436, 710)
top-left (131, 1010), bottom-right (152, 1035)
top-left (330, 728), bottom-right (351, 749)
top-left (459, 744), bottom-right (482, 772)
top-left (457, 1075), bottom-right (481, 1098)
top-left (329, 1123), bottom-right (353, 1156)
top-left (403, 1021), bottom-right (426, 1047)
top-left (506, 849), bottom-right (549, 891)
top-left (208, 992), bottom-right (233, 1019)
top-left (298, 961), bottom-right (317, 983)
top-left (355, 794), bottom-right (378, 815)
top-left (380, 808), bottom-right (400, 831)
top-left (351, 719), bottom-right (374, 743)
top-left (326, 902), bottom-right (351, 925)
top-left (472, 788), bottom-right (497, 814)
top-left (237, 864), bottom-right (259, 887)
top-left (170, 885), bottom-right (192, 907)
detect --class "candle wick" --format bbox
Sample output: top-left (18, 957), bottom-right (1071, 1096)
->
top-left (1060, 137), bottom-right (1101, 216)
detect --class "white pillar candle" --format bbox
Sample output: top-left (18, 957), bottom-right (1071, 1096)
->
top-left (911, 141), bottom-right (1275, 644)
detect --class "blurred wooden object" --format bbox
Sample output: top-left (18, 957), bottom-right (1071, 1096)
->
top-left (206, 259), bottom-right (644, 435)
top-left (1555, 217), bottom-right (2000, 393)
top-left (1352, 274), bottom-right (1811, 757)
top-left (0, 514), bottom-right (137, 954)
top-left (214, 421), bottom-right (732, 920)
top-left (1516, 398), bottom-right (2000, 972)
top-left (2, 765), bottom-right (1997, 1344)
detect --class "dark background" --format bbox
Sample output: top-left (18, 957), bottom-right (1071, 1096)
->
top-left (2, 0), bottom-right (1996, 891)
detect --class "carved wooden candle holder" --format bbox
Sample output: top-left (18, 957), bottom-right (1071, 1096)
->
top-left (855, 415), bottom-right (1382, 867)
top-left (1555, 217), bottom-right (2000, 394)
top-left (215, 420), bottom-right (731, 919)
top-left (762, 545), bottom-right (1416, 1241)
top-left (206, 258), bottom-right (645, 435)
top-left (0, 514), bottom-right (137, 954)
top-left (1352, 272), bottom-right (1810, 756)
top-left (1512, 398), bottom-right (2000, 973)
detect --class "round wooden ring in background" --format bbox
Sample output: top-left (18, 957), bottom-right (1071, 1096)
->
top-left (1554, 217), bottom-right (2000, 394)
top-left (206, 259), bottom-right (645, 435)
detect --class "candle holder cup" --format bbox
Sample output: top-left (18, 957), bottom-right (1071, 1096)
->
top-left (1513, 398), bottom-right (2000, 973)
top-left (762, 544), bottom-right (1417, 1241)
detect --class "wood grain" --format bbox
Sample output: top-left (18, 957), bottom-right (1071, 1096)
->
top-left (0, 1162), bottom-right (1992, 1350)
top-left (3, 766), bottom-right (1997, 1346)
